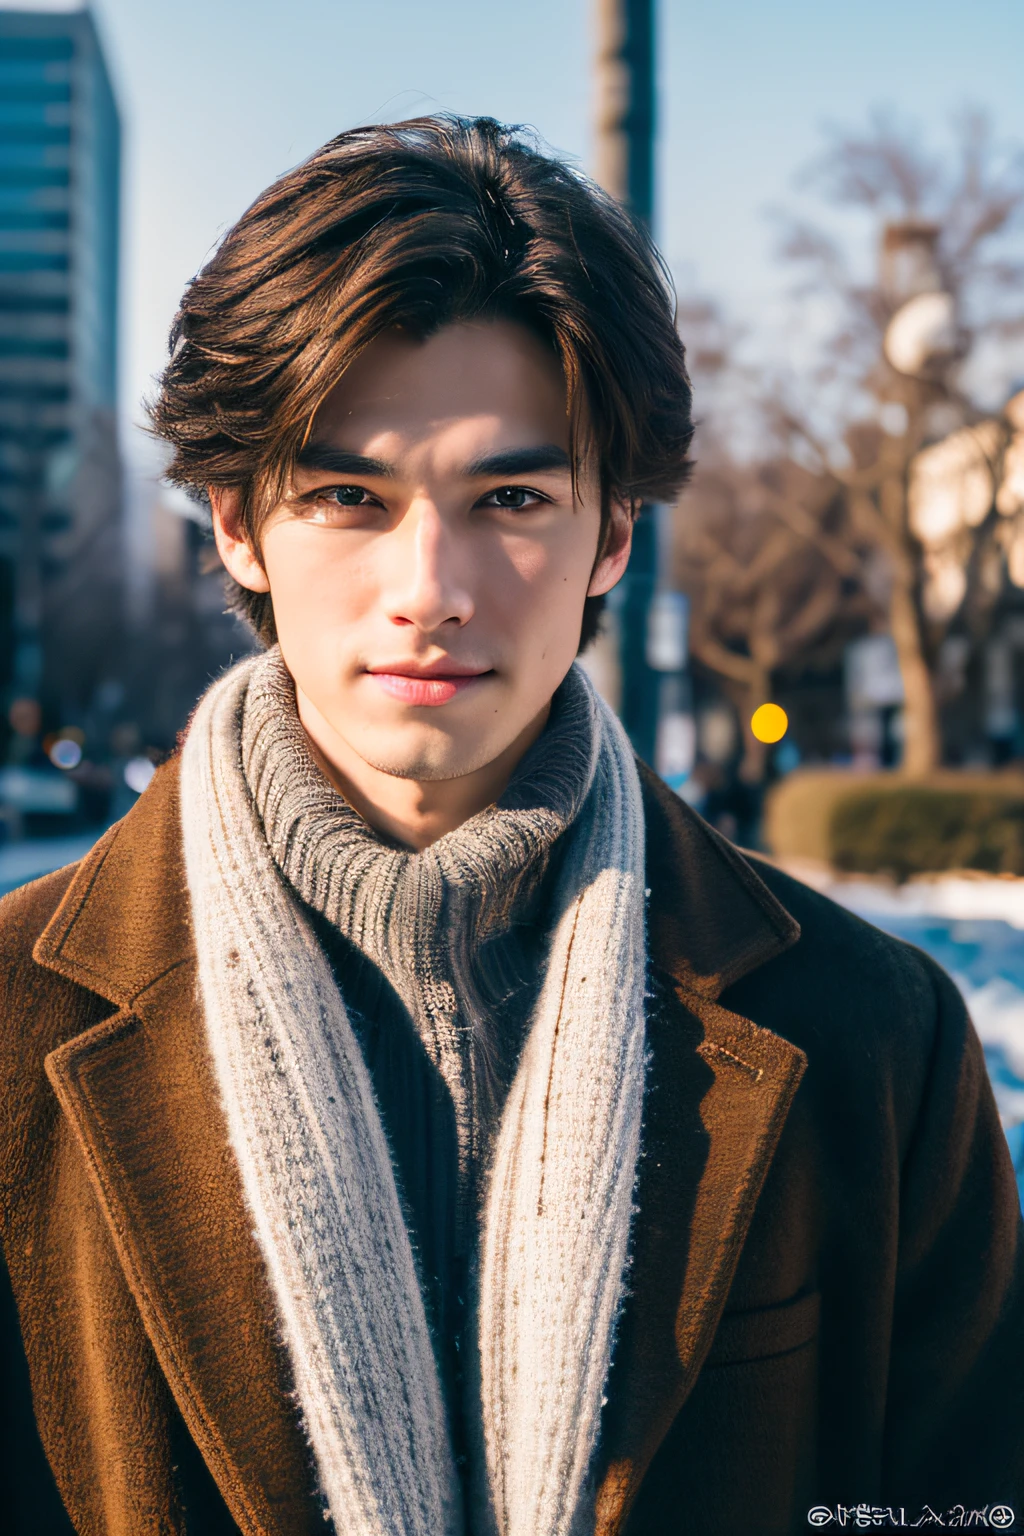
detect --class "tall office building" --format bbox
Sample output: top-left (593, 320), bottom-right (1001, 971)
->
top-left (0, 7), bottom-right (120, 738)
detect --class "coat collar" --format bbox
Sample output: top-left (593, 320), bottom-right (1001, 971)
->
top-left (36, 759), bottom-right (326, 1536)
top-left (34, 754), bottom-right (806, 1536)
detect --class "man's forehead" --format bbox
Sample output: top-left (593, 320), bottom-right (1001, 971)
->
top-left (295, 320), bottom-right (592, 486)
top-left (309, 321), bottom-right (570, 438)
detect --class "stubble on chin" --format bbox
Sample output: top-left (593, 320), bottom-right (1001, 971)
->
top-left (349, 725), bottom-right (504, 783)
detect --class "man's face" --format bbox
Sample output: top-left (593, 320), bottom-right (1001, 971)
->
top-left (217, 319), bottom-right (632, 783)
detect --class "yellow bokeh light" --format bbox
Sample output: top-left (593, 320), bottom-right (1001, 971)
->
top-left (751, 703), bottom-right (788, 744)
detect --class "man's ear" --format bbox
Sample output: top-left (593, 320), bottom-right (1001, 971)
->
top-left (587, 497), bottom-right (634, 597)
top-left (209, 487), bottom-right (271, 593)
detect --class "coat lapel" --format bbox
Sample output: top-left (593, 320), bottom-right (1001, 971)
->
top-left (32, 757), bottom-right (806, 1536)
top-left (34, 762), bottom-right (324, 1536)
top-left (593, 767), bottom-right (808, 1534)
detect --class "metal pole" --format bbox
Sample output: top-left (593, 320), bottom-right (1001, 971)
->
top-left (594, 0), bottom-right (655, 223)
top-left (593, 0), bottom-right (664, 768)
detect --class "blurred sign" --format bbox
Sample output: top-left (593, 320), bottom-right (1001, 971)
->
top-left (646, 590), bottom-right (689, 671)
top-left (846, 635), bottom-right (905, 711)
top-left (699, 703), bottom-right (737, 765)
top-left (656, 709), bottom-right (696, 782)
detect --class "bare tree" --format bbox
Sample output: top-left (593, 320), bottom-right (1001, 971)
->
top-left (763, 110), bottom-right (1024, 774)
top-left (676, 435), bottom-right (870, 780)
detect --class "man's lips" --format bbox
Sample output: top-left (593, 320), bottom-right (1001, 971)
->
top-left (365, 665), bottom-right (492, 707)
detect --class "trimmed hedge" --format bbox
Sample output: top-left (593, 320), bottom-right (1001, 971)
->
top-left (763, 768), bottom-right (1024, 880)
top-left (831, 787), bottom-right (1024, 881)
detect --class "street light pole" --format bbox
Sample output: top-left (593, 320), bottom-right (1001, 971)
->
top-left (593, 0), bottom-right (692, 777)
top-left (594, 0), bottom-right (655, 226)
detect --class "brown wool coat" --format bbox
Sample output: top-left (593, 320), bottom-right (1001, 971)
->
top-left (1, 758), bottom-right (1022, 1536)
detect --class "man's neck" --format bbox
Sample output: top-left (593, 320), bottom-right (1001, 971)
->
top-left (295, 686), bottom-right (551, 851)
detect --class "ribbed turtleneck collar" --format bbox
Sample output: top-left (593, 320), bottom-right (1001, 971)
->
top-left (241, 647), bottom-right (596, 952)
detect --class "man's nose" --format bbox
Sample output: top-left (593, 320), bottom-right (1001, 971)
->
top-left (381, 499), bottom-right (475, 631)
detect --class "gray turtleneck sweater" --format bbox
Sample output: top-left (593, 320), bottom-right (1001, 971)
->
top-left (240, 654), bottom-right (593, 1466)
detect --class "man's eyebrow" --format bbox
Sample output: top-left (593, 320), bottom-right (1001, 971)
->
top-left (464, 445), bottom-right (571, 477)
top-left (295, 445), bottom-right (394, 477)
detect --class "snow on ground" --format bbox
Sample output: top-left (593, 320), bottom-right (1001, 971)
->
top-left (814, 872), bottom-right (1024, 931)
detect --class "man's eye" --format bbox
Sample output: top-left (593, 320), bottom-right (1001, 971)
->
top-left (483, 485), bottom-right (543, 510)
top-left (322, 485), bottom-right (371, 506)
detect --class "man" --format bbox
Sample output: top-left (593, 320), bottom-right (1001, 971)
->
top-left (0, 116), bottom-right (1021, 1536)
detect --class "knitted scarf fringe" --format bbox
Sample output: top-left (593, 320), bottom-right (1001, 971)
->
top-left (179, 657), bottom-right (647, 1536)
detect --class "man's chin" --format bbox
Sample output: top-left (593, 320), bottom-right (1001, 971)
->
top-left (352, 730), bottom-right (502, 784)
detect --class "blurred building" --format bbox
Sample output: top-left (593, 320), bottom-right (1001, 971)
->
top-left (0, 8), bottom-right (121, 749)
top-left (123, 474), bottom-right (256, 753)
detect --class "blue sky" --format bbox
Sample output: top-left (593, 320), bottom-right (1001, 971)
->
top-left (17, 0), bottom-right (1024, 457)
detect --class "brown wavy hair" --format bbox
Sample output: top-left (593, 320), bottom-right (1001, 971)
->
top-left (150, 115), bottom-right (694, 648)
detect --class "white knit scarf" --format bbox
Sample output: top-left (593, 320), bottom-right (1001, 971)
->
top-left (179, 656), bottom-right (648, 1536)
